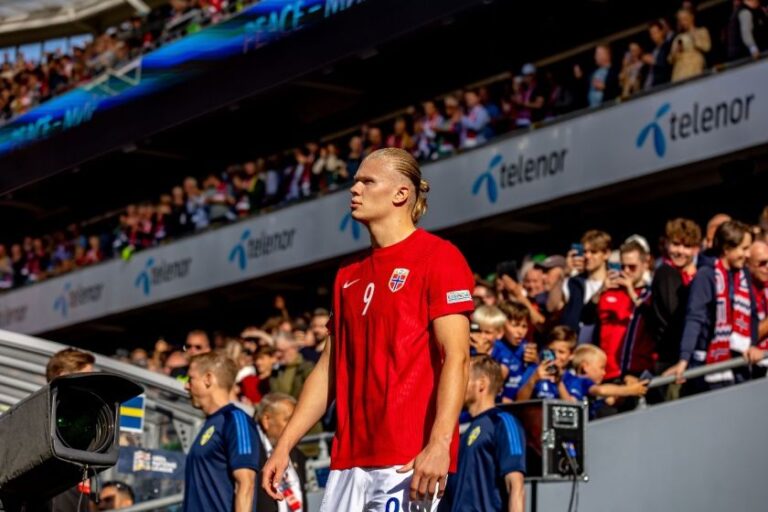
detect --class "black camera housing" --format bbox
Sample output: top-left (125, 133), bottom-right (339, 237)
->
top-left (0, 373), bottom-right (143, 501)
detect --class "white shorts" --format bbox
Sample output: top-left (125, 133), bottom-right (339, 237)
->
top-left (319, 466), bottom-right (441, 512)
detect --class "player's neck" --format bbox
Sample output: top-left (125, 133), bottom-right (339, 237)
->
top-left (468, 397), bottom-right (496, 418)
top-left (368, 215), bottom-right (417, 249)
top-left (202, 391), bottom-right (231, 416)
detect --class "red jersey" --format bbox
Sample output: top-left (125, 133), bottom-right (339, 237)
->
top-left (329, 229), bottom-right (474, 471)
top-left (597, 287), bottom-right (654, 379)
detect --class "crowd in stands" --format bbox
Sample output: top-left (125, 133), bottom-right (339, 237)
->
top-left (107, 207), bottom-right (768, 424)
top-left (0, 0), bottom-right (256, 121)
top-left (1, 0), bottom-right (767, 291)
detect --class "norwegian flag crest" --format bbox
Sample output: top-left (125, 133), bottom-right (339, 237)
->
top-left (388, 268), bottom-right (410, 292)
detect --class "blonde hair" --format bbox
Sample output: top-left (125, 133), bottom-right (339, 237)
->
top-left (363, 147), bottom-right (429, 224)
top-left (472, 305), bottom-right (507, 329)
top-left (572, 345), bottom-right (606, 374)
top-left (470, 355), bottom-right (504, 395)
top-left (190, 350), bottom-right (238, 390)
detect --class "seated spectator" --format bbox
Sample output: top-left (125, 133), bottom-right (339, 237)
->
top-left (549, 230), bottom-right (612, 342)
top-left (185, 329), bottom-right (212, 356)
top-left (478, 85), bottom-right (506, 132)
top-left (643, 19), bottom-right (675, 89)
top-left (164, 350), bottom-right (189, 382)
top-left (312, 143), bottom-right (348, 191)
top-left (386, 117), bottom-right (415, 151)
top-left (666, 221), bottom-right (762, 391)
top-left (650, 218), bottom-right (702, 381)
top-left (183, 177), bottom-right (210, 230)
top-left (97, 480), bottom-right (135, 510)
top-left (346, 135), bottom-right (364, 177)
top-left (461, 90), bottom-right (492, 148)
top-left (726, 0), bottom-right (768, 61)
top-left (619, 42), bottom-right (645, 97)
top-left (435, 96), bottom-right (463, 156)
top-left (415, 100), bottom-right (444, 160)
top-left (577, 44), bottom-right (620, 108)
top-left (168, 185), bottom-right (190, 236)
top-left (10, 243), bottom-right (27, 288)
top-left (669, 8), bottom-right (711, 82)
top-left (203, 173), bottom-right (235, 223)
top-left (0, 244), bottom-right (12, 289)
top-left (440, 355), bottom-right (525, 512)
top-left (364, 127), bottom-right (384, 156)
top-left (84, 235), bottom-right (103, 265)
top-left (509, 63), bottom-right (548, 127)
top-left (596, 240), bottom-right (654, 381)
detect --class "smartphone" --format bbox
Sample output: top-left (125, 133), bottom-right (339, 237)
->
top-left (608, 261), bottom-right (622, 272)
top-left (542, 349), bottom-right (558, 375)
top-left (496, 260), bottom-right (518, 280)
top-left (571, 243), bottom-right (584, 257)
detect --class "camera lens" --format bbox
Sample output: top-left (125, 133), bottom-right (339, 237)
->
top-left (55, 388), bottom-right (114, 453)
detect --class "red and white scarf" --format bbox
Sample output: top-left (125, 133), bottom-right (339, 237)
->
top-left (708, 259), bottom-right (752, 364)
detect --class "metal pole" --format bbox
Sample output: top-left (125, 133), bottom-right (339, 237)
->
top-left (116, 493), bottom-right (184, 512)
top-left (647, 355), bottom-right (768, 389)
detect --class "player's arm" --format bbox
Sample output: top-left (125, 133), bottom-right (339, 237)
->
top-left (505, 472), bottom-right (525, 512)
top-left (262, 336), bottom-right (333, 500)
top-left (233, 468), bottom-right (256, 512)
top-left (400, 313), bottom-right (470, 501)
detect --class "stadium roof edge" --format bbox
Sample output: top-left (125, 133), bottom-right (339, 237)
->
top-left (0, 0), bottom-right (165, 46)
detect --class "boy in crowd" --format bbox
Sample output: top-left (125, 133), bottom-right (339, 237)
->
top-left (491, 302), bottom-right (539, 401)
top-left (516, 326), bottom-right (578, 401)
top-left (439, 356), bottom-right (525, 512)
top-left (567, 345), bottom-right (649, 417)
top-left (469, 305), bottom-right (506, 358)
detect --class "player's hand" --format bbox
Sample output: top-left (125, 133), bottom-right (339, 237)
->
top-left (397, 439), bottom-right (451, 501)
top-left (261, 449), bottom-right (289, 501)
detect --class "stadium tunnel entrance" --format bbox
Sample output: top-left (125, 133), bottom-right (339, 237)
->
top-left (42, 143), bottom-right (768, 354)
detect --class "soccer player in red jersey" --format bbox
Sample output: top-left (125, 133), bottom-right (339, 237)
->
top-left (262, 148), bottom-right (474, 510)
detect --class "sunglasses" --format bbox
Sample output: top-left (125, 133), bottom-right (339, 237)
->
top-left (621, 264), bottom-right (639, 271)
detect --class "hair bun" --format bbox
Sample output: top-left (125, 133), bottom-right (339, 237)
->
top-left (419, 179), bottom-right (430, 194)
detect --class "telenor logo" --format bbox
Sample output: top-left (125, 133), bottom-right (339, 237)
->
top-left (636, 103), bottom-right (670, 157)
top-left (134, 257), bottom-right (192, 296)
top-left (339, 212), bottom-right (361, 240)
top-left (472, 154), bottom-right (502, 203)
top-left (636, 94), bottom-right (755, 158)
top-left (53, 281), bottom-right (104, 318)
top-left (53, 283), bottom-right (71, 318)
top-left (473, 149), bottom-right (568, 203)
top-left (228, 228), bottom-right (296, 271)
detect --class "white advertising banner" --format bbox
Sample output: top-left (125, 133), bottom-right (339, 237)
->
top-left (2, 59), bottom-right (767, 334)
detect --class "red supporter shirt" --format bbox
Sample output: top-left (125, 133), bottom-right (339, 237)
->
top-left (329, 228), bottom-right (474, 471)
top-left (597, 287), bottom-right (655, 379)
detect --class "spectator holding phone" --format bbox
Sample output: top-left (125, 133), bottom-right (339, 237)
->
top-left (669, 8), bottom-right (711, 82)
top-left (516, 326), bottom-right (578, 401)
top-left (548, 230), bottom-right (612, 342)
top-left (596, 240), bottom-right (655, 381)
top-left (665, 221), bottom-right (762, 391)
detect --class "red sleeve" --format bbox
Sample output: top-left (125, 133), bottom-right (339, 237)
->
top-left (240, 375), bottom-right (261, 404)
top-left (427, 241), bottom-right (475, 321)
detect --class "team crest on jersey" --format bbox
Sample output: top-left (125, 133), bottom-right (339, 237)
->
top-left (467, 426), bottom-right (482, 447)
top-left (388, 268), bottom-right (410, 292)
top-left (200, 425), bottom-right (215, 446)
